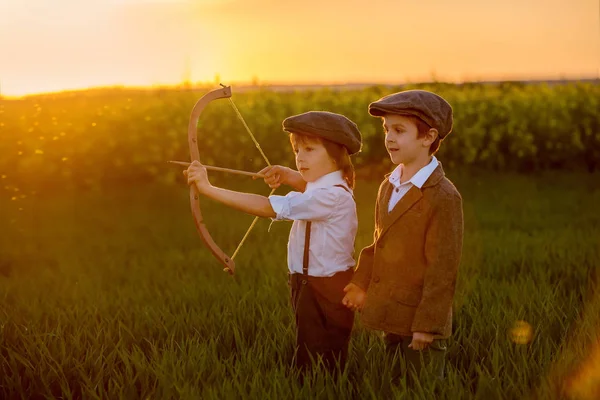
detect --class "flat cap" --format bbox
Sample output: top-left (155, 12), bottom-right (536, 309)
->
top-left (369, 90), bottom-right (453, 139)
top-left (282, 111), bottom-right (362, 154)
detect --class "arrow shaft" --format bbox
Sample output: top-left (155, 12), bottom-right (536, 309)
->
top-left (169, 161), bottom-right (265, 179)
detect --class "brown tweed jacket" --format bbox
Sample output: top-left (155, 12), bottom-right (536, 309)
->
top-left (352, 163), bottom-right (464, 338)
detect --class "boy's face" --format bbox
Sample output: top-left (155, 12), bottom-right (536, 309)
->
top-left (383, 114), bottom-right (431, 165)
top-left (291, 134), bottom-right (337, 182)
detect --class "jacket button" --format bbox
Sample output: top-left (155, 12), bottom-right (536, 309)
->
top-left (301, 279), bottom-right (307, 285)
top-left (373, 276), bottom-right (380, 283)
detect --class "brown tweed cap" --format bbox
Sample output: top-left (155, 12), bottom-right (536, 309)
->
top-left (369, 90), bottom-right (453, 139)
top-left (282, 111), bottom-right (362, 155)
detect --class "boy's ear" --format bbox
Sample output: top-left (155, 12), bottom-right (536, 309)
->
top-left (423, 128), bottom-right (439, 147)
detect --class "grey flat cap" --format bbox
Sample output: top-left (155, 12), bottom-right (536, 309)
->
top-left (369, 90), bottom-right (453, 139)
top-left (283, 111), bottom-right (362, 154)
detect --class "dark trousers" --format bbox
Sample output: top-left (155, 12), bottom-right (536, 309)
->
top-left (289, 269), bottom-right (354, 373)
top-left (384, 332), bottom-right (447, 384)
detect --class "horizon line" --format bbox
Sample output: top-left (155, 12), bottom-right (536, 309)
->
top-left (2, 75), bottom-right (599, 99)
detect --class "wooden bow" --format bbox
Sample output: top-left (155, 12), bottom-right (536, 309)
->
top-left (186, 85), bottom-right (275, 275)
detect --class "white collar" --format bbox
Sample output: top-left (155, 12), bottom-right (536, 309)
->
top-left (305, 170), bottom-right (348, 191)
top-left (388, 156), bottom-right (439, 189)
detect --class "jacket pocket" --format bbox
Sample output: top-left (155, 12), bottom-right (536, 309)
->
top-left (390, 288), bottom-right (422, 307)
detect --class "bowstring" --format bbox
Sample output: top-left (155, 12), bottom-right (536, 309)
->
top-left (228, 98), bottom-right (271, 167)
top-left (227, 97), bottom-right (276, 260)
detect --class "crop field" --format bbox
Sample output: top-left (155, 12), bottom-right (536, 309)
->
top-left (1, 83), bottom-right (599, 399)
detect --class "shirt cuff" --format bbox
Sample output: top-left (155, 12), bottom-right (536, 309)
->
top-left (268, 195), bottom-right (290, 221)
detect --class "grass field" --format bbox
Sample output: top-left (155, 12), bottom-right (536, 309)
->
top-left (1, 169), bottom-right (599, 399)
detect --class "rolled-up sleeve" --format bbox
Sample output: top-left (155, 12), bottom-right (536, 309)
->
top-left (269, 189), bottom-right (339, 221)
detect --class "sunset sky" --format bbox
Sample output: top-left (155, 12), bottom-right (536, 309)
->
top-left (1, 0), bottom-right (598, 96)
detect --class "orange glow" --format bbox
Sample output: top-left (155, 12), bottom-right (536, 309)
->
top-left (510, 320), bottom-right (534, 345)
top-left (565, 339), bottom-right (600, 400)
top-left (1, 0), bottom-right (598, 96)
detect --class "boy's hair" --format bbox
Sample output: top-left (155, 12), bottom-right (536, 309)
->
top-left (291, 133), bottom-right (355, 189)
top-left (407, 116), bottom-right (441, 155)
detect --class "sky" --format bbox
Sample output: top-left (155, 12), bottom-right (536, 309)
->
top-left (0, 0), bottom-right (598, 96)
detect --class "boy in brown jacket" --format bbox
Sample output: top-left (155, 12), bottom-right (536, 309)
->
top-left (342, 90), bottom-right (464, 381)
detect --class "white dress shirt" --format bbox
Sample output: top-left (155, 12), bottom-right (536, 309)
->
top-left (388, 156), bottom-right (439, 212)
top-left (269, 170), bottom-right (357, 277)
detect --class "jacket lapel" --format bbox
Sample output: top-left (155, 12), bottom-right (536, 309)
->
top-left (380, 186), bottom-right (422, 238)
top-left (378, 163), bottom-right (446, 239)
top-left (377, 179), bottom-right (393, 228)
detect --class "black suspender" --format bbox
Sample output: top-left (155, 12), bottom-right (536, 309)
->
top-left (334, 184), bottom-right (352, 196)
top-left (302, 221), bottom-right (312, 278)
top-left (301, 184), bottom-right (352, 281)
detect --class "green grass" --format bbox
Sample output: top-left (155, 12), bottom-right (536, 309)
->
top-left (1, 171), bottom-right (599, 399)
